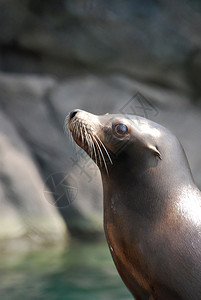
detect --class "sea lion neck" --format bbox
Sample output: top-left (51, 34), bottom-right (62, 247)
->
top-left (101, 152), bottom-right (194, 220)
top-left (102, 173), bottom-right (163, 221)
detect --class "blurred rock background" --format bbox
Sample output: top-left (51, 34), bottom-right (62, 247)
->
top-left (0, 0), bottom-right (201, 250)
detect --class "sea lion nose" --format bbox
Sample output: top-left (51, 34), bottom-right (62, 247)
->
top-left (69, 109), bottom-right (81, 120)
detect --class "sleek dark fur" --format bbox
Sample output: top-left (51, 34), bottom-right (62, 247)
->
top-left (67, 109), bottom-right (201, 300)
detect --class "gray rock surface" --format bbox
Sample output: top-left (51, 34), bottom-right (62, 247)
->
top-left (0, 110), bottom-right (67, 251)
top-left (0, 0), bottom-right (201, 97)
top-left (0, 73), bottom-right (105, 240)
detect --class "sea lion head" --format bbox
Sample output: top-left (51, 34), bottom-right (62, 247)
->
top-left (66, 109), bottom-right (192, 186)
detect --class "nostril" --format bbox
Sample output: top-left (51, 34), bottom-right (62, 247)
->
top-left (69, 109), bottom-right (80, 120)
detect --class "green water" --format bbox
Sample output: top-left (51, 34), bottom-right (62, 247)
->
top-left (0, 241), bottom-right (132, 300)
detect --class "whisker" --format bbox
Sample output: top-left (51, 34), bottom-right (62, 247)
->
top-left (93, 135), bottom-right (109, 175)
top-left (93, 133), bottom-right (113, 165)
top-left (68, 117), bottom-right (111, 175)
top-left (89, 132), bottom-right (98, 165)
top-left (79, 121), bottom-right (84, 146)
top-left (75, 122), bottom-right (80, 140)
top-left (83, 124), bottom-right (93, 158)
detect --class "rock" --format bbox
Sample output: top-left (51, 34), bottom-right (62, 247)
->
top-left (0, 0), bottom-right (28, 44)
top-left (0, 73), bottom-right (71, 173)
top-left (0, 73), bottom-right (105, 239)
top-left (0, 110), bottom-right (67, 251)
top-left (0, 1), bottom-right (201, 95)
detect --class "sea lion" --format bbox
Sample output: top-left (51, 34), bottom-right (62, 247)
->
top-left (66, 109), bottom-right (201, 300)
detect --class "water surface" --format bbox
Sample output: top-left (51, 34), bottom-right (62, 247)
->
top-left (0, 241), bottom-right (132, 300)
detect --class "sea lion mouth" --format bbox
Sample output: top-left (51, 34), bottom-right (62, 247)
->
top-left (65, 111), bottom-right (113, 174)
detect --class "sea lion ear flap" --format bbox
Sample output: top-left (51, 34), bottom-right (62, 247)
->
top-left (148, 144), bottom-right (162, 160)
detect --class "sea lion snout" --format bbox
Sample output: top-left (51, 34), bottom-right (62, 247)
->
top-left (68, 109), bottom-right (97, 123)
top-left (69, 109), bottom-right (81, 120)
top-left (67, 109), bottom-right (95, 132)
top-left (67, 109), bottom-right (113, 174)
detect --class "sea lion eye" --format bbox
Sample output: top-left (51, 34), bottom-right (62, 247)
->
top-left (114, 123), bottom-right (128, 135)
